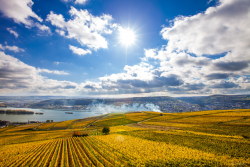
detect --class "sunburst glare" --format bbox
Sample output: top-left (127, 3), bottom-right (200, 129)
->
top-left (119, 28), bottom-right (136, 46)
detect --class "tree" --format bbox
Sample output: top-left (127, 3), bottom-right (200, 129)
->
top-left (102, 126), bottom-right (110, 135)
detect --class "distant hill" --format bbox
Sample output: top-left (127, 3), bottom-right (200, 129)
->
top-left (0, 96), bottom-right (68, 103)
top-left (133, 96), bottom-right (179, 103)
top-left (3, 95), bottom-right (250, 111)
top-left (0, 103), bottom-right (6, 107)
top-left (177, 95), bottom-right (250, 105)
top-left (26, 96), bottom-right (179, 108)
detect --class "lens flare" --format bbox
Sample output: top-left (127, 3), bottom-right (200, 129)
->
top-left (119, 28), bottom-right (135, 46)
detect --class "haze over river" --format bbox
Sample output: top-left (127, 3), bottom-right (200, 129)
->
top-left (0, 107), bottom-right (101, 122)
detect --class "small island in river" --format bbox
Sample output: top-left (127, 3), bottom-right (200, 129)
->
top-left (0, 109), bottom-right (34, 115)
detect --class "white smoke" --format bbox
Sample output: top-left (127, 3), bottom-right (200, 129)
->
top-left (88, 100), bottom-right (161, 114)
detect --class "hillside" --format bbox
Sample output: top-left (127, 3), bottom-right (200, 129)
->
top-left (25, 96), bottom-right (180, 108)
top-left (3, 95), bottom-right (250, 112)
top-left (0, 96), bottom-right (67, 103)
top-left (0, 109), bottom-right (250, 166)
top-left (177, 95), bottom-right (250, 105)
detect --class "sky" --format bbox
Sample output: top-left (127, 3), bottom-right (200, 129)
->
top-left (0, 0), bottom-right (250, 97)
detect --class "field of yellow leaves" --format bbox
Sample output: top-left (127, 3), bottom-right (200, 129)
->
top-left (1, 134), bottom-right (248, 167)
top-left (0, 109), bottom-right (250, 166)
top-left (125, 112), bottom-right (156, 121)
top-left (5, 123), bottom-right (40, 132)
top-left (95, 134), bottom-right (249, 166)
top-left (70, 119), bottom-right (96, 129)
top-left (51, 119), bottom-right (77, 129)
top-left (37, 122), bottom-right (58, 130)
top-left (110, 125), bottom-right (146, 132)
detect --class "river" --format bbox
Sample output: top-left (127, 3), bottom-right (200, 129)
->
top-left (0, 107), bottom-right (101, 122)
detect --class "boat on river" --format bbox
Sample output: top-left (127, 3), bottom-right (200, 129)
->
top-left (35, 112), bottom-right (44, 115)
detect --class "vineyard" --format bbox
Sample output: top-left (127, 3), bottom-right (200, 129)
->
top-left (0, 136), bottom-right (131, 167)
top-left (0, 135), bottom-right (248, 167)
top-left (0, 109), bottom-right (250, 166)
top-left (51, 119), bottom-right (77, 130)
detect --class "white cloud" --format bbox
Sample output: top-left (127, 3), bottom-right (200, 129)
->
top-left (46, 7), bottom-right (115, 50)
top-left (0, 0), bottom-right (42, 26)
top-left (35, 23), bottom-right (52, 34)
top-left (75, 0), bottom-right (88, 4)
top-left (69, 45), bottom-right (92, 56)
top-left (0, 51), bottom-right (77, 95)
top-left (0, 48), bottom-right (249, 96)
top-left (55, 29), bottom-right (65, 36)
top-left (160, 0), bottom-right (250, 58)
top-left (6, 28), bottom-right (19, 38)
top-left (1, 0), bottom-right (250, 96)
top-left (80, 81), bottom-right (102, 91)
top-left (143, 49), bottom-right (157, 61)
top-left (54, 61), bottom-right (60, 65)
top-left (137, 0), bottom-right (250, 95)
top-left (37, 68), bottom-right (69, 75)
top-left (0, 0), bottom-right (51, 33)
top-left (5, 45), bottom-right (25, 52)
top-left (61, 0), bottom-right (88, 4)
top-left (0, 44), bottom-right (25, 52)
top-left (80, 0), bottom-right (250, 96)
top-left (0, 44), bottom-right (4, 50)
top-left (168, 52), bottom-right (210, 67)
top-left (207, 0), bottom-right (213, 4)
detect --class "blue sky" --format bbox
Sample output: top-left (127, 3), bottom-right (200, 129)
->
top-left (0, 0), bottom-right (250, 97)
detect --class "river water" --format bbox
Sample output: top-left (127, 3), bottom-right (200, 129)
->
top-left (0, 107), bottom-right (101, 122)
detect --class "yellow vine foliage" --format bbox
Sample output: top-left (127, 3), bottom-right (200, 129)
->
top-left (37, 122), bottom-right (58, 130)
top-left (52, 119), bottom-right (77, 129)
top-left (210, 110), bottom-right (250, 117)
top-left (71, 119), bottom-right (97, 129)
top-left (165, 116), bottom-right (244, 124)
top-left (110, 125), bottom-right (146, 132)
top-left (125, 112), bottom-right (156, 121)
top-left (6, 124), bottom-right (40, 132)
top-left (142, 121), bottom-right (196, 127)
top-left (95, 134), bottom-right (249, 166)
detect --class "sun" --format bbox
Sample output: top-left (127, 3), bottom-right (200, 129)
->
top-left (119, 28), bottom-right (135, 46)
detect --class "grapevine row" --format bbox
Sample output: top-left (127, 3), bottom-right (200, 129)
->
top-left (1, 136), bottom-right (134, 167)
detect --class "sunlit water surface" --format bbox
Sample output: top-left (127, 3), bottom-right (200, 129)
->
top-left (0, 107), bottom-right (101, 122)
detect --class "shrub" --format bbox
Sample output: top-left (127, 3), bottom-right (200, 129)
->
top-left (102, 126), bottom-right (110, 135)
top-left (72, 131), bottom-right (88, 137)
top-left (72, 131), bottom-right (80, 137)
top-left (81, 133), bottom-right (88, 137)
